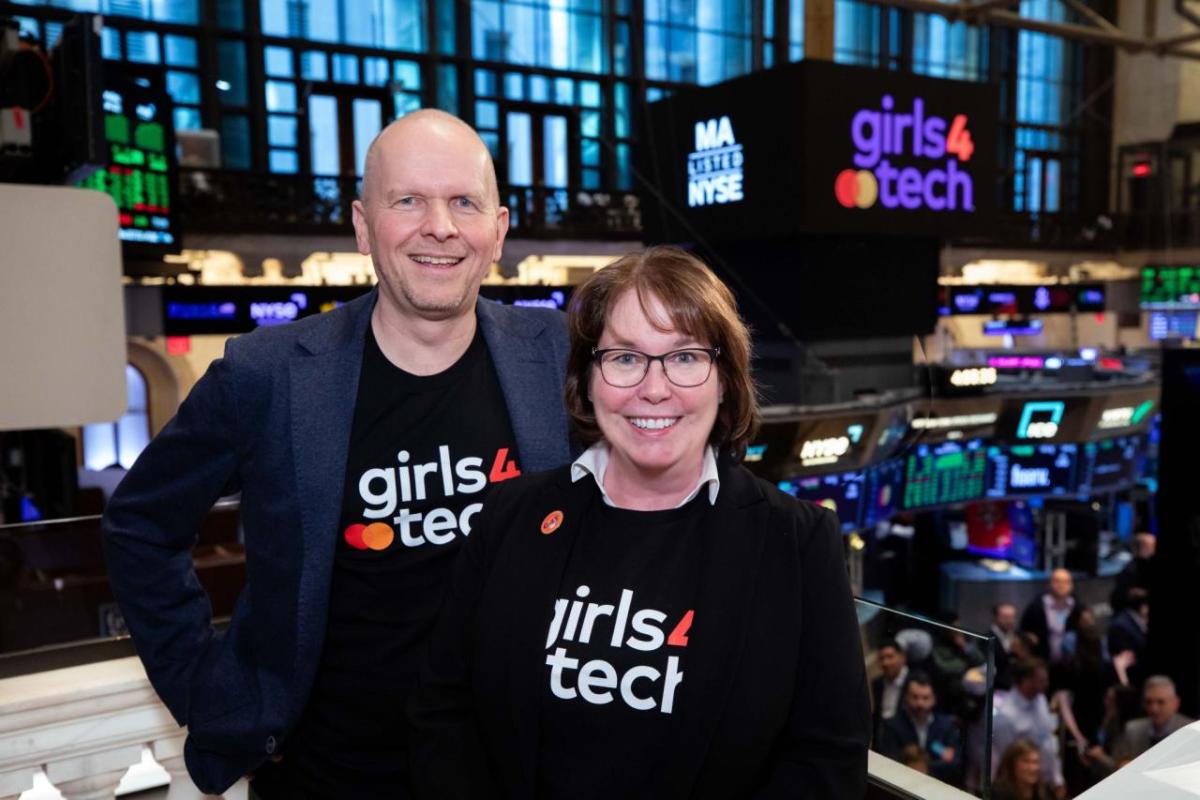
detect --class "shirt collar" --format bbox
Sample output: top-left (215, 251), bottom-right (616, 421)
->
top-left (570, 441), bottom-right (720, 508)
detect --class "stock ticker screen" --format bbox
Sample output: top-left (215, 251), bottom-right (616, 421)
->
top-left (903, 440), bottom-right (987, 509)
top-left (76, 79), bottom-right (178, 252)
top-left (1141, 265), bottom-right (1200, 308)
top-left (986, 443), bottom-right (1079, 498)
top-left (778, 471), bottom-right (866, 531)
top-left (1080, 436), bottom-right (1143, 493)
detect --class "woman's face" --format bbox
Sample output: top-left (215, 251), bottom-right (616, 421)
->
top-left (1015, 751), bottom-right (1041, 787)
top-left (590, 289), bottom-right (721, 481)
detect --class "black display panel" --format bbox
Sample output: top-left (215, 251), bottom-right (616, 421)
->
top-left (777, 471), bottom-right (866, 531)
top-left (863, 458), bottom-right (905, 526)
top-left (640, 60), bottom-right (999, 243)
top-left (1080, 436), bottom-right (1144, 493)
top-left (943, 284), bottom-right (1105, 316)
top-left (162, 285), bottom-right (572, 335)
top-left (985, 443), bottom-right (1080, 498)
top-left (903, 439), bottom-right (987, 509)
top-left (1140, 265), bottom-right (1200, 309)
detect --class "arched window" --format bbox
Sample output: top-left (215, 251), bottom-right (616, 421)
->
top-left (83, 365), bottom-right (152, 470)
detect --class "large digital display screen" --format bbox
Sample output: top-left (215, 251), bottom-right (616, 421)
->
top-left (985, 443), bottom-right (1080, 498)
top-left (778, 471), bottom-right (866, 531)
top-left (943, 284), bottom-right (1105, 316)
top-left (640, 60), bottom-right (998, 243)
top-left (76, 77), bottom-right (178, 253)
top-left (1148, 310), bottom-right (1198, 340)
top-left (1080, 436), bottom-right (1144, 493)
top-left (1140, 265), bottom-right (1200, 309)
top-left (903, 440), bottom-right (987, 509)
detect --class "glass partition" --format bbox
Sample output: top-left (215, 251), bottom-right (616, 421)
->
top-left (0, 501), bottom-right (243, 675)
top-left (856, 597), bottom-right (996, 798)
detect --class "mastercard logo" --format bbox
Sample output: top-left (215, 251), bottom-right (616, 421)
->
top-left (344, 522), bottom-right (395, 551)
top-left (834, 169), bottom-right (879, 209)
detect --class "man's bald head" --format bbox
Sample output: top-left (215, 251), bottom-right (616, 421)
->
top-left (361, 110), bottom-right (500, 207)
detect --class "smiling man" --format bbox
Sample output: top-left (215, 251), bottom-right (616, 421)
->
top-left (102, 110), bottom-right (573, 798)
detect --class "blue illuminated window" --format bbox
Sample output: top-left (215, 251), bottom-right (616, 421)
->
top-left (83, 365), bottom-right (150, 471)
top-left (789, 0), bottom-right (804, 61)
top-left (911, 13), bottom-right (986, 81)
top-left (261, 0), bottom-right (426, 50)
top-left (646, 0), bottom-right (753, 84)
top-left (164, 34), bottom-right (198, 67)
top-left (833, 0), bottom-right (881, 66)
top-left (472, 0), bottom-right (606, 73)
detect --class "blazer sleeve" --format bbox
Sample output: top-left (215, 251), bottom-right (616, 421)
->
top-left (755, 506), bottom-right (871, 799)
top-left (101, 352), bottom-right (244, 724)
top-left (408, 483), bottom-right (510, 800)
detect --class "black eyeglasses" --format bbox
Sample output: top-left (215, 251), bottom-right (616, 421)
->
top-left (592, 347), bottom-right (720, 388)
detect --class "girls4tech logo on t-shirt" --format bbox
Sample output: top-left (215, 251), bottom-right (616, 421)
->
top-left (544, 584), bottom-right (694, 714)
top-left (342, 445), bottom-right (520, 551)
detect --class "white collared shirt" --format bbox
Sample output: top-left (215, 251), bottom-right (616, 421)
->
top-left (570, 441), bottom-right (720, 508)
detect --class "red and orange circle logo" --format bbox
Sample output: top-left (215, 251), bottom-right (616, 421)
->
top-left (540, 510), bottom-right (564, 535)
top-left (344, 522), bottom-right (395, 551)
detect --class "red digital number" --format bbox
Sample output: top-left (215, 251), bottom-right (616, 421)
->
top-left (946, 114), bottom-right (975, 162)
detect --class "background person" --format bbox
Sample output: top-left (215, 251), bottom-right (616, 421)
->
top-left (992, 740), bottom-right (1056, 800)
top-left (1019, 569), bottom-right (1082, 667)
top-left (409, 246), bottom-right (871, 798)
top-left (1112, 675), bottom-right (1195, 764)
top-left (877, 672), bottom-right (962, 786)
top-left (871, 638), bottom-right (909, 733)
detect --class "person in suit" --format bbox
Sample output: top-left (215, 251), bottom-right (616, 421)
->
top-left (871, 639), bottom-right (909, 734)
top-left (1019, 569), bottom-right (1082, 665)
top-left (409, 246), bottom-right (871, 798)
top-left (1107, 587), bottom-right (1149, 686)
top-left (876, 672), bottom-right (962, 786)
top-left (1113, 675), bottom-right (1195, 764)
top-left (101, 110), bottom-right (573, 797)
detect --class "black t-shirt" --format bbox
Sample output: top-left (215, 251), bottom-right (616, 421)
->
top-left (537, 492), bottom-right (707, 799)
top-left (269, 326), bottom-right (520, 798)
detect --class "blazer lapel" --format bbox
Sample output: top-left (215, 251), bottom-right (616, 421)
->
top-left (502, 471), bottom-right (599, 794)
top-left (288, 291), bottom-right (375, 700)
top-left (658, 466), bottom-right (771, 797)
top-left (476, 299), bottom-right (572, 473)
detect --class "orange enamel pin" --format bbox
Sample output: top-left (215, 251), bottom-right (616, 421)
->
top-left (541, 510), bottom-right (564, 535)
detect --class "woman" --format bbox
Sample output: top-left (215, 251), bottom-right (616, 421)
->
top-left (409, 246), bottom-right (871, 798)
top-left (992, 740), bottom-right (1055, 800)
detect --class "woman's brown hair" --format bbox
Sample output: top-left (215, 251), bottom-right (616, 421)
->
top-left (564, 245), bottom-right (759, 461)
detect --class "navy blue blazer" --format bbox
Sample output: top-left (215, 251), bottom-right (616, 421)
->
top-left (876, 710), bottom-right (962, 784)
top-left (102, 289), bottom-right (573, 794)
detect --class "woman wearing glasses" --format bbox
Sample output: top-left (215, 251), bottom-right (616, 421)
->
top-left (409, 247), bottom-right (870, 798)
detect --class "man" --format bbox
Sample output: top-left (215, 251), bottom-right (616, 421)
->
top-left (1108, 587), bottom-right (1149, 686)
top-left (991, 602), bottom-right (1017, 654)
top-left (1019, 568), bottom-right (1082, 665)
top-left (877, 672), bottom-right (962, 785)
top-left (1113, 675), bottom-right (1195, 763)
top-left (102, 110), bottom-right (573, 796)
top-left (1111, 532), bottom-right (1155, 613)
top-left (991, 659), bottom-right (1064, 795)
top-left (871, 639), bottom-right (909, 732)
top-left (991, 602), bottom-right (1018, 690)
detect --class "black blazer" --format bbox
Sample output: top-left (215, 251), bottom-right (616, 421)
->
top-left (876, 710), bottom-right (962, 784)
top-left (1019, 593), bottom-right (1083, 662)
top-left (409, 463), bottom-right (871, 799)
